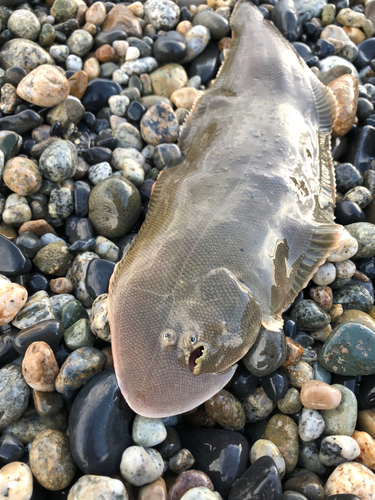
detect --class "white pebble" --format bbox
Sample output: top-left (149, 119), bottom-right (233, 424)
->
top-left (120, 446), bottom-right (163, 486)
top-left (88, 162), bottom-right (112, 185)
top-left (121, 158), bottom-right (144, 186)
top-left (132, 415), bottom-right (167, 447)
top-left (299, 407), bottom-right (325, 442)
top-left (180, 487), bottom-right (223, 500)
top-left (49, 44), bottom-right (69, 62)
top-left (2, 194), bottom-right (31, 225)
top-left (0, 462), bottom-right (33, 500)
top-left (112, 69), bottom-right (130, 85)
top-left (319, 435), bottom-right (361, 467)
top-left (67, 474), bottom-right (128, 500)
top-left (109, 95), bottom-right (130, 117)
top-left (312, 262), bottom-right (336, 286)
top-left (250, 439), bottom-right (286, 478)
top-left (327, 229), bottom-right (359, 262)
top-left (334, 259), bottom-right (356, 279)
top-left (113, 40), bottom-right (129, 58)
top-left (126, 46), bottom-right (140, 61)
top-left (66, 54), bottom-right (83, 72)
top-left (0, 283), bottom-right (28, 327)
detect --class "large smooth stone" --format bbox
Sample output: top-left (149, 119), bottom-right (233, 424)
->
top-left (0, 234), bottom-right (30, 276)
top-left (188, 41), bottom-right (219, 85)
top-left (325, 462), bottom-right (375, 500)
top-left (263, 414), bottom-right (299, 474)
top-left (342, 126), bottom-right (375, 174)
top-left (69, 368), bottom-right (133, 475)
top-left (0, 110), bottom-right (43, 134)
top-left (81, 79), bottom-right (121, 114)
top-left (320, 384), bottom-right (358, 436)
top-left (177, 426), bottom-right (249, 498)
top-left (318, 322), bottom-right (375, 375)
top-left (0, 39), bottom-right (53, 72)
top-left (101, 4), bottom-right (142, 37)
top-left (228, 456), bottom-right (282, 500)
top-left (17, 65), bottom-right (69, 108)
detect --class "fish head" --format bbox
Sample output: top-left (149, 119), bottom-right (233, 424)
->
top-left (109, 267), bottom-right (261, 417)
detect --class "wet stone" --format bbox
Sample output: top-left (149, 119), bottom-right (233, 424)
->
top-left (299, 407), bottom-right (326, 442)
top-left (153, 36), bottom-right (187, 64)
top-left (22, 341), bottom-right (59, 392)
top-left (33, 241), bottom-right (73, 277)
top-left (277, 387), bottom-right (303, 414)
top-left (17, 65), bottom-right (69, 108)
top-left (102, 4), bottom-right (142, 37)
top-left (132, 415), bottom-right (167, 447)
top-left (39, 140), bottom-right (78, 183)
top-left (250, 439), bottom-right (286, 478)
top-left (58, 298), bottom-right (88, 330)
top-left (203, 389), bottom-right (245, 430)
top-left (0, 364), bottom-right (30, 430)
top-left (12, 290), bottom-right (56, 330)
top-left (69, 369), bottom-right (133, 475)
top-left (120, 445), bottom-right (164, 486)
top-left (352, 430), bottom-right (375, 470)
top-left (64, 318), bottom-right (95, 350)
top-left (242, 327), bottom-right (286, 376)
top-left (325, 462), bottom-right (375, 500)
top-left (283, 471), bottom-right (324, 500)
top-left (263, 414), bottom-right (299, 474)
top-left (309, 286), bottom-right (333, 312)
top-left (169, 449), bottom-right (195, 474)
top-left (230, 365), bottom-right (258, 400)
top-left (81, 79), bottom-right (121, 114)
top-left (13, 319), bottom-right (64, 355)
top-left (140, 101), bottom-right (179, 146)
top-left (193, 10), bottom-right (230, 40)
top-left (66, 251), bottom-right (99, 307)
top-left (50, 277), bottom-right (74, 295)
top-left (0, 462), bottom-right (33, 500)
top-left (86, 259), bottom-right (115, 299)
top-left (318, 321), bottom-right (375, 375)
top-left (285, 361), bottom-right (314, 388)
top-left (346, 222), bottom-right (375, 258)
top-left (298, 441), bottom-right (326, 476)
top-left (242, 386), bottom-right (276, 423)
top-left (90, 293), bottom-right (110, 342)
top-left (320, 435), bottom-right (360, 466)
top-left (320, 384), bottom-right (357, 436)
top-left (291, 299), bottom-right (331, 332)
top-left (300, 380), bottom-right (342, 410)
top-left (0, 434), bottom-right (24, 466)
top-left (30, 429), bottom-right (76, 491)
top-left (67, 475), bottom-right (129, 500)
top-left (55, 346), bottom-right (106, 396)
top-left (33, 390), bottom-right (64, 418)
top-left (168, 470), bottom-right (214, 500)
top-left (157, 426), bottom-right (181, 459)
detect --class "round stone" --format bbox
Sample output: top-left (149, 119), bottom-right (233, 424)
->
top-left (0, 40), bottom-right (53, 73)
top-left (0, 462), bottom-right (33, 500)
top-left (168, 470), bottom-right (214, 500)
top-left (121, 158), bottom-right (145, 186)
top-left (300, 380), bottom-right (342, 410)
top-left (242, 386), bottom-right (276, 423)
top-left (67, 475), bottom-right (128, 500)
top-left (182, 25), bottom-right (211, 64)
top-left (120, 446), bottom-right (164, 486)
top-left (312, 262), bottom-right (336, 286)
top-left (12, 290), bottom-right (55, 330)
top-left (2, 195), bottom-right (31, 226)
top-left (0, 364), bottom-right (30, 430)
top-left (327, 229), bottom-right (359, 262)
top-left (145, 0), bottom-right (180, 30)
top-left (290, 299), bottom-right (331, 332)
top-left (320, 384), bottom-right (358, 436)
top-left (89, 177), bottom-right (141, 238)
top-left (352, 430), bottom-right (375, 470)
top-left (193, 10), bottom-right (230, 40)
top-left (33, 241), bottom-right (73, 277)
top-left (50, 0), bottom-right (78, 22)
top-left (242, 327), bottom-right (286, 376)
top-left (132, 415), bottom-right (167, 447)
top-left (204, 389), bottom-right (246, 431)
top-left (22, 341), bottom-right (59, 392)
top-left (298, 407), bottom-right (326, 442)
top-left (277, 387), bottom-right (302, 414)
top-left (3, 157), bottom-right (42, 196)
top-left (328, 74), bottom-right (358, 137)
top-left (263, 414), bottom-right (299, 474)
top-left (169, 449), bottom-right (195, 474)
top-left (0, 283), bottom-right (27, 327)
top-left (88, 162), bottom-right (112, 185)
top-left (325, 462), bottom-right (375, 500)
top-left (141, 102), bottom-right (179, 145)
top-left (250, 439), bottom-right (286, 478)
top-left (345, 222), bottom-right (375, 258)
top-left (90, 293), bottom-right (110, 341)
top-left (29, 429), bottom-right (76, 491)
top-left (171, 87), bottom-right (203, 110)
top-left (7, 10), bottom-right (40, 42)
top-left (113, 122), bottom-right (143, 150)
top-left (150, 63), bottom-right (188, 98)
top-left (64, 319), bottom-right (95, 350)
top-left (333, 284), bottom-right (374, 312)
top-left (309, 285), bottom-right (333, 311)
top-left (320, 435), bottom-right (360, 467)
top-left (39, 140), bottom-right (78, 182)
top-left (67, 30), bottom-right (94, 57)
top-left (138, 477), bottom-right (167, 500)
top-left (17, 65), bottom-right (69, 108)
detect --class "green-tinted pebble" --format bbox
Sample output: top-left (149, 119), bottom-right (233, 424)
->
top-left (322, 3), bottom-right (336, 25)
top-left (63, 318), bottom-right (95, 350)
top-left (204, 389), bottom-right (246, 431)
top-left (312, 362), bottom-right (332, 384)
top-left (39, 23), bottom-right (56, 47)
top-left (277, 387), bottom-right (303, 415)
top-left (263, 414), bottom-right (299, 474)
top-left (329, 277), bottom-right (352, 290)
top-left (290, 299), bottom-right (331, 332)
top-left (346, 222), bottom-right (375, 258)
top-left (145, 167), bottom-right (159, 180)
top-left (33, 241), bottom-right (73, 276)
top-left (58, 298), bottom-right (88, 330)
top-left (332, 284), bottom-right (374, 312)
top-left (298, 441), bottom-right (326, 475)
top-left (318, 321), bottom-right (375, 375)
top-left (0, 132), bottom-right (19, 162)
top-left (320, 384), bottom-right (357, 436)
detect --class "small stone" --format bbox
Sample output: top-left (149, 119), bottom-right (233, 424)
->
top-left (299, 407), bottom-right (326, 442)
top-left (291, 299), bottom-right (331, 332)
top-left (300, 380), bottom-right (342, 410)
top-left (242, 327), bottom-right (286, 376)
top-left (51, 0), bottom-right (78, 22)
top-left (19, 220), bottom-right (57, 238)
top-left (141, 102), bottom-right (178, 145)
top-left (309, 285), bottom-right (333, 311)
top-left (283, 337), bottom-right (304, 367)
top-left (121, 57), bottom-right (158, 77)
top-left (12, 290), bottom-right (56, 330)
top-left (46, 96), bottom-right (85, 129)
top-left (312, 262), bottom-right (336, 286)
top-left (204, 389), bottom-right (246, 430)
top-left (150, 63), bottom-right (188, 98)
top-left (86, 2), bottom-right (107, 26)
top-left (0, 84), bottom-right (20, 115)
top-left (49, 45), bottom-right (69, 63)
top-left (84, 58), bottom-right (100, 80)
top-left (169, 449), bottom-right (195, 474)
top-left (335, 260), bottom-right (356, 280)
top-left (138, 477), bottom-right (167, 500)
top-left (66, 252), bottom-right (99, 307)
top-left (90, 293), bottom-right (110, 341)
top-left (242, 386), bottom-right (276, 423)
top-left (337, 8), bottom-right (366, 28)
top-left (2, 194), bottom-right (31, 226)
top-left (145, 0), bottom-right (180, 30)
top-left (283, 471), bottom-right (324, 500)
top-left (168, 470), bottom-right (214, 500)
top-left (121, 158), bottom-right (145, 186)
top-left (320, 384), bottom-right (358, 436)
top-left (7, 9), bottom-right (40, 41)
top-left (39, 140), bottom-right (78, 182)
top-left (109, 95), bottom-right (130, 117)
top-left (67, 29), bottom-right (94, 57)
top-left (132, 415), bottom-right (167, 447)
top-left (327, 228), bottom-right (359, 262)
top-left (277, 387), bottom-right (303, 414)
top-left (22, 341), bottom-right (59, 392)
top-left (67, 475), bottom-right (128, 500)
top-left (0, 364), bottom-right (30, 431)
top-left (120, 446), bottom-right (163, 486)
top-left (68, 71), bottom-right (88, 100)
top-left (102, 4), bottom-right (142, 37)
top-left (182, 25), bottom-right (211, 64)
top-left (17, 65), bottom-right (69, 108)
top-left (320, 435), bottom-right (360, 466)
top-left (346, 222), bottom-right (375, 258)
top-left (357, 409), bottom-right (375, 439)
top-left (55, 347), bottom-right (106, 396)
top-left (29, 429), bottom-right (76, 491)
top-left (181, 488), bottom-right (222, 500)
top-left (34, 241), bottom-right (73, 277)
top-left (0, 283), bottom-right (27, 326)
top-left (3, 157), bottom-right (42, 196)
top-left (0, 40), bottom-right (53, 74)
top-left (88, 162), bottom-right (112, 185)
top-left (64, 318), bottom-right (95, 350)
top-left (263, 414), bottom-right (299, 474)
top-left (0, 462), bottom-right (33, 500)
top-left (352, 430), bottom-right (375, 470)
top-left (285, 361), bottom-right (314, 388)
top-left (33, 390), bottom-right (64, 418)
top-left (325, 462), bottom-right (375, 500)
top-left (250, 439), bottom-right (286, 478)
top-left (113, 122), bottom-right (143, 150)
top-left (170, 87), bottom-right (203, 110)
top-left (193, 10), bottom-right (230, 40)
top-left (299, 440), bottom-right (326, 475)
top-left (333, 284), bottom-right (374, 312)
top-left (50, 277), bottom-right (74, 294)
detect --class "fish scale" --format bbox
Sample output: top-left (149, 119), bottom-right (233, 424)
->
top-left (108, 0), bottom-right (344, 417)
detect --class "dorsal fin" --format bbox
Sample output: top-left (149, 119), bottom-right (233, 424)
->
top-left (309, 71), bottom-right (338, 134)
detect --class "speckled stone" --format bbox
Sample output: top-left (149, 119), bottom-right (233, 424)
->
top-left (64, 318), bottom-right (95, 350)
top-left (47, 96), bottom-right (85, 129)
top-left (102, 4), bottom-right (142, 37)
top-left (299, 441), bottom-right (327, 475)
top-left (150, 63), bottom-right (188, 98)
top-left (0, 282), bottom-right (27, 326)
top-left (250, 439), bottom-right (286, 478)
top-left (285, 361), bottom-right (314, 388)
top-left (169, 449), bottom-right (195, 474)
top-left (138, 477), bottom-right (167, 500)
top-left (346, 223), bottom-right (375, 258)
top-left (29, 429), bottom-right (76, 491)
top-left (263, 414), bottom-right (299, 474)
top-left (351, 430), bottom-right (375, 470)
top-left (145, 0), bottom-right (180, 30)
top-left (66, 252), bottom-right (99, 307)
top-left (55, 347), bottom-right (106, 396)
top-left (120, 446), bottom-right (164, 486)
top-left (318, 321), bottom-right (375, 375)
top-left (121, 158), bottom-right (145, 186)
top-left (33, 390), bottom-right (64, 418)
top-left (67, 475), bottom-right (129, 500)
top-left (0, 40), bottom-right (53, 73)
top-left (0, 462), bottom-right (33, 500)
top-left (168, 470), bottom-right (214, 500)
top-left (3, 157), bottom-right (42, 196)
top-left (141, 102), bottom-right (179, 146)
top-left (204, 389), bottom-right (245, 431)
top-left (12, 290), bottom-right (56, 330)
top-left (39, 140), bottom-right (78, 182)
top-left (300, 380), bottom-right (342, 410)
top-left (17, 65), bottom-right (69, 108)
top-left (299, 407), bottom-right (326, 442)
top-left (182, 25), bottom-right (211, 64)
top-left (22, 341), bottom-right (59, 392)
top-left (325, 462), bottom-right (375, 500)
top-left (88, 162), bottom-right (112, 185)
top-left (312, 262), bottom-right (337, 286)
top-left (34, 241), bottom-right (73, 277)
top-left (242, 386), bottom-right (276, 423)
top-left (0, 364), bottom-right (30, 431)
top-left (291, 299), bottom-right (331, 332)
top-left (283, 337), bottom-right (304, 367)
top-left (327, 229), bottom-right (359, 262)
top-left (67, 30), bottom-right (94, 57)
top-left (309, 286), bottom-right (333, 312)
top-left (90, 293), bottom-right (110, 341)
top-left (333, 285), bottom-right (374, 312)
top-left (3, 407), bottom-right (67, 445)
top-left (2, 194), bottom-right (31, 226)
top-left (132, 415), bottom-right (167, 447)
top-left (320, 384), bottom-right (358, 436)
top-left (277, 387), bottom-right (303, 414)
top-left (171, 87), bottom-right (203, 110)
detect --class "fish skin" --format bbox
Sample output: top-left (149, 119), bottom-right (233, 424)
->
top-left (108, 0), bottom-right (343, 417)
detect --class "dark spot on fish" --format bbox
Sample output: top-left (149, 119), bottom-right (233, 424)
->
top-left (306, 148), bottom-right (312, 158)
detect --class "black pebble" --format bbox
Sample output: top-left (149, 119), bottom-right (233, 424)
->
top-left (82, 147), bottom-right (112, 165)
top-left (357, 98), bottom-right (374, 121)
top-left (94, 29), bottom-right (127, 49)
top-left (153, 36), bottom-right (187, 64)
top-left (27, 273), bottom-right (49, 293)
top-left (83, 111), bottom-right (96, 130)
top-left (0, 328), bottom-right (19, 368)
top-left (74, 181), bottom-right (91, 218)
top-left (231, 365), bottom-right (259, 400)
top-left (156, 426), bottom-right (181, 459)
top-left (0, 434), bottom-right (25, 465)
top-left (81, 79), bottom-right (121, 114)
top-left (15, 232), bottom-right (41, 259)
top-left (315, 38), bottom-right (335, 58)
top-left (260, 369), bottom-right (289, 401)
top-left (357, 375), bottom-right (375, 409)
top-left (128, 37), bottom-right (152, 58)
top-left (330, 374), bottom-right (358, 394)
top-left (0, 110), bottom-right (43, 134)
top-left (153, 143), bottom-right (183, 169)
top-left (126, 100), bottom-right (146, 122)
top-left (0, 234), bottom-right (31, 277)
top-left (68, 238), bottom-right (96, 253)
top-left (271, 0), bottom-right (301, 42)
top-left (66, 217), bottom-right (95, 244)
top-left (188, 41), bottom-right (220, 85)
top-left (334, 200), bottom-right (366, 225)
top-left (4, 67), bottom-right (26, 87)
top-left (13, 319), bottom-right (64, 355)
top-left (86, 259), bottom-right (115, 299)
top-left (129, 75), bottom-right (143, 93)
top-left (342, 125), bottom-right (375, 173)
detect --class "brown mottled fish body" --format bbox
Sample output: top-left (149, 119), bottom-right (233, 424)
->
top-left (108, 0), bottom-right (343, 417)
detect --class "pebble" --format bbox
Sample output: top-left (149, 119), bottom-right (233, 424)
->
top-left (357, 409), bottom-right (375, 438)
top-left (319, 435), bottom-right (360, 466)
top-left (242, 327), bottom-right (286, 376)
top-left (277, 387), bottom-right (303, 414)
top-left (121, 158), bottom-right (145, 186)
top-left (90, 293), bottom-right (110, 341)
top-left (17, 65), bottom-right (69, 108)
top-left (0, 462), bottom-right (33, 500)
top-left (250, 439), bottom-right (286, 478)
top-left (145, 0), bottom-right (180, 30)
top-left (22, 341), bottom-right (59, 392)
top-left (242, 386), bottom-right (276, 423)
top-left (138, 477), bottom-right (167, 500)
top-left (102, 4), bottom-right (142, 37)
top-left (0, 364), bottom-right (30, 430)
top-left (0, 39), bottom-right (53, 73)
top-left (325, 462), bottom-right (375, 500)
top-left (12, 290), bottom-right (56, 330)
top-left (120, 446), bottom-right (164, 486)
top-left (299, 441), bottom-right (327, 475)
top-left (2, 194), bottom-right (31, 226)
top-left (169, 449), bottom-right (195, 473)
top-left (333, 284), bottom-right (374, 312)
top-left (168, 470), bottom-right (214, 500)
top-left (203, 389), bottom-right (245, 430)
top-left (0, 283), bottom-right (27, 326)
top-left (141, 102), bottom-right (179, 145)
top-left (150, 63), bottom-right (188, 97)
top-left (88, 161), bottom-right (112, 185)
top-left (33, 390), bottom-right (64, 418)
top-left (39, 140), bottom-right (77, 182)
top-left (309, 285), bottom-right (333, 311)
top-left (299, 407), bottom-right (326, 442)
top-left (3, 157), bottom-right (42, 196)
top-left (300, 380), bottom-right (342, 410)
top-left (320, 384), bottom-right (358, 436)
top-left (312, 262), bottom-right (336, 285)
top-left (66, 252), bottom-right (99, 307)
top-left (345, 222), bottom-right (375, 258)
top-left (132, 415), bottom-right (167, 447)
top-left (263, 414), bottom-right (299, 474)
top-left (283, 471), bottom-right (324, 500)
top-left (67, 475), bottom-right (129, 500)
top-left (351, 430), bottom-right (375, 470)
top-left (285, 361), bottom-right (314, 388)
top-left (327, 229), bottom-right (359, 262)
top-left (181, 488), bottom-right (222, 500)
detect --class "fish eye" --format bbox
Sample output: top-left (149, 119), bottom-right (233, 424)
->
top-left (162, 329), bottom-right (176, 345)
top-left (190, 335), bottom-right (196, 344)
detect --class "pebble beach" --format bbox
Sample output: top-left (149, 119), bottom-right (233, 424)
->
top-left (0, 0), bottom-right (375, 499)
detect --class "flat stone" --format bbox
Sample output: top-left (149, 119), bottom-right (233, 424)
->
top-left (150, 63), bottom-right (188, 98)
top-left (68, 475), bottom-right (128, 500)
top-left (0, 39), bottom-right (53, 73)
top-left (12, 290), bottom-right (56, 330)
top-left (102, 4), bottom-right (142, 37)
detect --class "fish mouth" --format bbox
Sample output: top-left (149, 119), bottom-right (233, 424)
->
top-left (188, 345), bottom-right (205, 375)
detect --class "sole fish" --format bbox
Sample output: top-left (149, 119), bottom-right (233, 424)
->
top-left (108, 0), bottom-right (343, 417)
